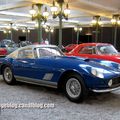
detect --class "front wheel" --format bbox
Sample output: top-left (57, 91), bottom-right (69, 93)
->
top-left (64, 74), bottom-right (88, 103)
top-left (3, 66), bottom-right (16, 85)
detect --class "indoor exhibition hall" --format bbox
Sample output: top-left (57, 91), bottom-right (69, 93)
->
top-left (0, 0), bottom-right (120, 120)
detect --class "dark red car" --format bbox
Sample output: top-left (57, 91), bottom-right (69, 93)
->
top-left (0, 48), bottom-right (7, 56)
top-left (66, 43), bottom-right (120, 63)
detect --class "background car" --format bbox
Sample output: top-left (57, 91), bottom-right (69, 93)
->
top-left (0, 39), bottom-right (18, 55)
top-left (66, 43), bottom-right (120, 64)
top-left (0, 48), bottom-right (7, 57)
top-left (18, 41), bottom-right (32, 47)
top-left (0, 45), bottom-right (120, 103)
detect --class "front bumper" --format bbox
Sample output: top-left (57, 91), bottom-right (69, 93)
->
top-left (92, 85), bottom-right (120, 93)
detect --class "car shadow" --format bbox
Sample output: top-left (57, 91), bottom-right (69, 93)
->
top-left (17, 81), bottom-right (120, 105)
top-left (0, 79), bottom-right (120, 106)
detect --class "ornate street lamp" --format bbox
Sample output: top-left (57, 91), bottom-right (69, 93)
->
top-left (6, 23), bottom-right (13, 41)
top-left (74, 25), bottom-right (82, 44)
top-left (22, 27), bottom-right (31, 41)
top-left (51, 0), bottom-right (70, 48)
top-left (111, 14), bottom-right (120, 47)
top-left (29, 4), bottom-right (49, 43)
top-left (3, 29), bottom-right (11, 39)
top-left (45, 26), bottom-right (54, 44)
top-left (91, 16), bottom-right (102, 42)
top-left (4, 23), bottom-right (15, 41)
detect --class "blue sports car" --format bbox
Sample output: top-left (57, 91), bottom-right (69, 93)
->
top-left (0, 45), bottom-right (120, 103)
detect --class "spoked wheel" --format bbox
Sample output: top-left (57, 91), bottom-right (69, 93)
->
top-left (3, 66), bottom-right (16, 85)
top-left (64, 74), bottom-right (88, 103)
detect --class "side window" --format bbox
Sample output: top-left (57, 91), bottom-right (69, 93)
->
top-left (18, 48), bottom-right (34, 59)
top-left (38, 48), bottom-right (61, 57)
top-left (39, 49), bottom-right (51, 57)
top-left (79, 46), bottom-right (96, 54)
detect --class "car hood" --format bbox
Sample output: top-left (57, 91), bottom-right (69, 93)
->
top-left (39, 56), bottom-right (120, 72)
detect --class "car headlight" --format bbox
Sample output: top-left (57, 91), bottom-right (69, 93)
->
top-left (108, 79), bottom-right (113, 87)
top-left (91, 68), bottom-right (104, 78)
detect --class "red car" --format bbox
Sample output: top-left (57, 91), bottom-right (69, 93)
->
top-left (66, 43), bottom-right (120, 63)
top-left (64, 44), bottom-right (77, 52)
top-left (0, 48), bottom-right (7, 56)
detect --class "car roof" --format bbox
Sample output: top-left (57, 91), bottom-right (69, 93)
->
top-left (17, 44), bottom-right (58, 51)
top-left (7, 44), bottom-right (59, 58)
top-left (69, 43), bottom-right (113, 53)
top-left (79, 43), bottom-right (111, 46)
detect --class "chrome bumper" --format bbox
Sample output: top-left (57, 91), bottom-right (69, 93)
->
top-left (92, 86), bottom-right (120, 93)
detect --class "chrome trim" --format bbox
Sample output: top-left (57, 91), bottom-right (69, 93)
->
top-left (92, 86), bottom-right (120, 93)
top-left (15, 75), bottom-right (57, 88)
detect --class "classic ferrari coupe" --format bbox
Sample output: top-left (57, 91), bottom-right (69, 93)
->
top-left (66, 43), bottom-right (120, 64)
top-left (0, 45), bottom-right (120, 103)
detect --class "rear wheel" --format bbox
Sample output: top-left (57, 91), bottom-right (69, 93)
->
top-left (3, 66), bottom-right (16, 85)
top-left (64, 74), bottom-right (88, 103)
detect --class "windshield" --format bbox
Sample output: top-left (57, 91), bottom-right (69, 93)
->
top-left (97, 45), bottom-right (118, 55)
top-left (37, 47), bottom-right (64, 58)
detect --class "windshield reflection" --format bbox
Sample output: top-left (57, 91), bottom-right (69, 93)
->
top-left (97, 45), bottom-right (118, 55)
top-left (37, 47), bottom-right (64, 58)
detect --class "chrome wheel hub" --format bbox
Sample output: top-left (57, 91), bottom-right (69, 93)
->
top-left (66, 78), bottom-right (81, 98)
top-left (4, 67), bottom-right (12, 82)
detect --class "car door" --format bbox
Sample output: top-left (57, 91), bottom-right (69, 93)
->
top-left (12, 48), bottom-right (37, 78)
top-left (12, 47), bottom-right (55, 83)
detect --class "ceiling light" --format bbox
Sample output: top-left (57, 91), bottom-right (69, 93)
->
top-left (91, 16), bottom-right (102, 26)
top-left (3, 30), bottom-right (7, 34)
top-left (8, 30), bottom-right (11, 33)
top-left (117, 20), bottom-right (120, 25)
top-left (74, 26), bottom-right (82, 32)
top-left (64, 3), bottom-right (70, 16)
top-left (50, 28), bottom-right (54, 33)
top-left (29, 5), bottom-right (36, 15)
top-left (45, 28), bottom-right (49, 32)
top-left (51, 1), bottom-right (58, 15)
top-left (111, 18), bottom-right (116, 24)
top-left (22, 29), bottom-right (26, 33)
top-left (28, 30), bottom-right (30, 33)
top-left (91, 19), bottom-right (97, 24)
top-left (98, 21), bottom-right (102, 25)
top-left (43, 7), bottom-right (49, 19)
top-left (74, 27), bottom-right (78, 31)
top-left (111, 14), bottom-right (120, 25)
top-left (79, 27), bottom-right (82, 31)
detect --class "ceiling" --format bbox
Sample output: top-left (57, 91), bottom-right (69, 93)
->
top-left (0, 0), bottom-right (119, 30)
